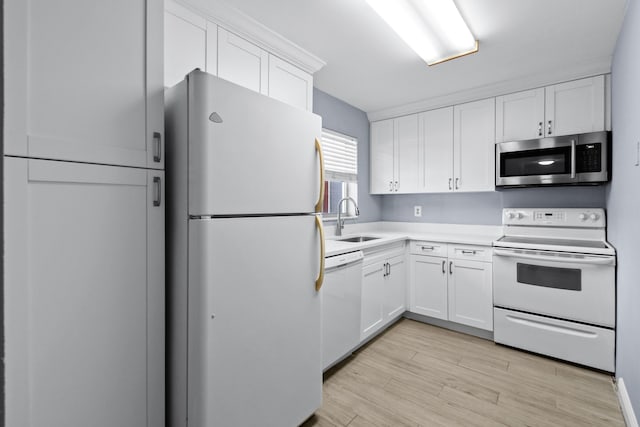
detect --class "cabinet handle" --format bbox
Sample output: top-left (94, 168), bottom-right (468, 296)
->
top-left (421, 245), bottom-right (435, 251)
top-left (382, 262), bottom-right (387, 277)
top-left (315, 139), bottom-right (325, 213)
top-left (315, 215), bottom-right (325, 291)
top-left (461, 250), bottom-right (477, 255)
top-left (387, 262), bottom-right (391, 276)
top-left (538, 122), bottom-right (543, 137)
top-left (153, 176), bottom-right (162, 207)
top-left (570, 139), bottom-right (576, 179)
top-left (449, 261), bottom-right (453, 275)
top-left (153, 132), bottom-right (162, 163)
top-left (389, 181), bottom-right (393, 192)
top-left (448, 178), bottom-right (452, 190)
top-left (394, 181), bottom-right (399, 192)
top-left (441, 260), bottom-right (446, 274)
top-left (547, 120), bottom-right (552, 135)
top-left (455, 178), bottom-right (460, 190)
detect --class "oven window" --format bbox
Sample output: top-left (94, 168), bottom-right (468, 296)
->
top-left (517, 263), bottom-right (581, 291)
top-left (501, 147), bottom-right (571, 177)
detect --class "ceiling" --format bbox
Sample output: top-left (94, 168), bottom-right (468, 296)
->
top-left (218, 0), bottom-right (627, 116)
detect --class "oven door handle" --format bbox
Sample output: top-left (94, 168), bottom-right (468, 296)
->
top-left (493, 249), bottom-right (615, 265)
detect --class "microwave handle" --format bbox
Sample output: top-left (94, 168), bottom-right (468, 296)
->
top-left (570, 139), bottom-right (576, 178)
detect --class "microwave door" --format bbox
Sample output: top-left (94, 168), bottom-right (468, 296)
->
top-left (496, 136), bottom-right (577, 186)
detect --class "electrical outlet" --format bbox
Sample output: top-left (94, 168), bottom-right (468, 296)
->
top-left (414, 206), bottom-right (422, 217)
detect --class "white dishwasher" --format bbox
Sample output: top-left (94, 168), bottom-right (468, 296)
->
top-left (322, 250), bottom-right (364, 371)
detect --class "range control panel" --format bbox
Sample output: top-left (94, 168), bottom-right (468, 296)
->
top-left (502, 208), bottom-right (606, 228)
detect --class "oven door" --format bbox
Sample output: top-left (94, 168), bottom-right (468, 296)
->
top-left (493, 248), bottom-right (615, 327)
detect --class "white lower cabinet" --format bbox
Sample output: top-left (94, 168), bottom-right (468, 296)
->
top-left (4, 158), bottom-right (164, 427)
top-left (410, 241), bottom-right (493, 331)
top-left (361, 244), bottom-right (406, 341)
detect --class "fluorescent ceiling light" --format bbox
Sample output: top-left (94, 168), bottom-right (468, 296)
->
top-left (366, 0), bottom-right (478, 66)
top-left (538, 160), bottom-right (555, 166)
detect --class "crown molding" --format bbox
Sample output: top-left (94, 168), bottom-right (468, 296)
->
top-left (367, 58), bottom-right (612, 122)
top-left (172, 0), bottom-right (326, 74)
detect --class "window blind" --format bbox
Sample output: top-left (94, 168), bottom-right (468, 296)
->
top-left (321, 128), bottom-right (358, 182)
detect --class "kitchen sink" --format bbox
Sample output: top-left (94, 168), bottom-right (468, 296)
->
top-left (336, 236), bottom-right (381, 243)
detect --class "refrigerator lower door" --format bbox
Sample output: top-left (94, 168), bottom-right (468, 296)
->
top-left (187, 215), bottom-right (322, 426)
top-left (187, 70), bottom-right (322, 216)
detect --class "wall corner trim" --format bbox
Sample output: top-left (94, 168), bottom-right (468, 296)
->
top-left (618, 378), bottom-right (639, 427)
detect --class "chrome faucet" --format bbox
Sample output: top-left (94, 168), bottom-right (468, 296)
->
top-left (336, 197), bottom-right (360, 236)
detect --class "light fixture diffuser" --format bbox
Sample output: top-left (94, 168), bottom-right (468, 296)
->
top-left (366, 0), bottom-right (478, 66)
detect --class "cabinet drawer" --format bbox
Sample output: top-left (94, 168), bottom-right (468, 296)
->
top-left (363, 242), bottom-right (406, 266)
top-left (410, 241), bottom-right (447, 256)
top-left (448, 244), bottom-right (492, 262)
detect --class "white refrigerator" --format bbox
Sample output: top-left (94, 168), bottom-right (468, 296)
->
top-left (165, 70), bottom-right (325, 426)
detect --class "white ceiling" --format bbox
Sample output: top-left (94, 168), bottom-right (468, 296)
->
top-left (219, 0), bottom-right (627, 116)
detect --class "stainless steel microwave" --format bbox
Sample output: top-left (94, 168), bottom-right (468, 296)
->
top-left (495, 131), bottom-right (610, 187)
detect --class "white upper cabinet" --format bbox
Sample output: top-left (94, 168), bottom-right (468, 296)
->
top-left (163, 1), bottom-right (317, 110)
top-left (496, 75), bottom-right (606, 142)
top-left (370, 119), bottom-right (396, 194)
top-left (545, 76), bottom-right (606, 137)
top-left (369, 115), bottom-right (419, 194)
top-left (420, 107), bottom-right (454, 193)
top-left (4, 0), bottom-right (164, 169)
top-left (217, 27), bottom-right (269, 95)
top-left (268, 54), bottom-right (314, 111)
top-left (453, 98), bottom-right (496, 192)
top-left (164, 2), bottom-right (208, 88)
top-left (495, 88), bottom-right (545, 142)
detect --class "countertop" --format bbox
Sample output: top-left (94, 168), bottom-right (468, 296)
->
top-left (324, 221), bottom-right (503, 257)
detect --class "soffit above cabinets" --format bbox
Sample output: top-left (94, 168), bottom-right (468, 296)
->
top-left (206, 0), bottom-right (626, 117)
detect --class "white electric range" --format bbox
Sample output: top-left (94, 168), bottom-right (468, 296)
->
top-left (492, 208), bottom-right (616, 372)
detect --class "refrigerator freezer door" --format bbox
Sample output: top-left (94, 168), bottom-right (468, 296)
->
top-left (188, 71), bottom-right (322, 216)
top-left (187, 215), bottom-right (322, 426)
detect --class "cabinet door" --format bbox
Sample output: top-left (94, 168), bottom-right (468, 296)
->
top-left (495, 88), bottom-right (545, 142)
top-left (361, 262), bottom-right (385, 340)
top-left (545, 75), bottom-right (605, 137)
top-left (164, 1), bottom-right (207, 88)
top-left (447, 259), bottom-right (493, 331)
top-left (370, 119), bottom-right (395, 194)
top-left (384, 255), bottom-right (407, 320)
top-left (4, 158), bottom-right (165, 427)
top-left (421, 107), bottom-right (454, 192)
top-left (217, 27), bottom-right (268, 95)
top-left (268, 55), bottom-right (314, 111)
top-left (453, 98), bottom-right (496, 192)
top-left (4, 0), bottom-right (164, 169)
top-left (409, 255), bottom-right (448, 320)
top-left (395, 114), bottom-right (420, 194)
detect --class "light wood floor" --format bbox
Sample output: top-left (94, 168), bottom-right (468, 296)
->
top-left (303, 318), bottom-right (625, 427)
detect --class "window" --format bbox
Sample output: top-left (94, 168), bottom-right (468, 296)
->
top-left (320, 128), bottom-right (358, 217)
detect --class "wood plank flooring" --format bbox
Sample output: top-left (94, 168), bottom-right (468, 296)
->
top-left (303, 318), bottom-right (625, 427)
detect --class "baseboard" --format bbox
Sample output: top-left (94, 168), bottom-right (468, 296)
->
top-left (403, 312), bottom-right (494, 341)
top-left (617, 378), bottom-right (639, 427)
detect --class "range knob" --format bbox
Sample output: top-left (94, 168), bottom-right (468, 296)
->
top-left (506, 211), bottom-right (516, 219)
top-left (579, 213), bottom-right (587, 221)
top-left (516, 211), bottom-right (524, 219)
top-left (590, 213), bottom-right (600, 221)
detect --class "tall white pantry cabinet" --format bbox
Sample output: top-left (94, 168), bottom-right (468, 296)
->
top-left (3, 0), bottom-right (165, 426)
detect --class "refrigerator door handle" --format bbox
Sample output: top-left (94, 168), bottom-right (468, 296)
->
top-left (315, 138), bottom-right (325, 213)
top-left (315, 215), bottom-right (325, 291)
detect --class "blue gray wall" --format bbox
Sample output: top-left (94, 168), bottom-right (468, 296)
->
top-left (313, 88), bottom-right (383, 223)
top-left (609, 0), bottom-right (640, 414)
top-left (382, 187), bottom-right (606, 224)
